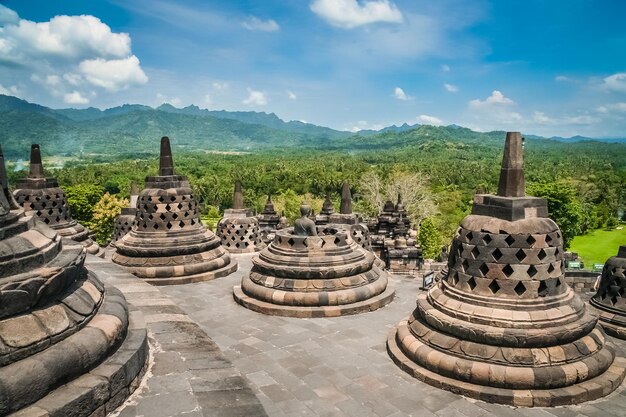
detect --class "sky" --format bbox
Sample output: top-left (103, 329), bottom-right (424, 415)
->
top-left (1, 0), bottom-right (626, 137)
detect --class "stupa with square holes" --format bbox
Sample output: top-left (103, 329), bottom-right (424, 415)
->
top-left (0, 144), bottom-right (148, 416)
top-left (13, 144), bottom-right (103, 257)
top-left (111, 180), bottom-right (139, 246)
top-left (233, 203), bottom-right (395, 317)
top-left (590, 245), bottom-right (626, 339)
top-left (387, 132), bottom-right (626, 406)
top-left (112, 137), bottom-right (237, 285)
top-left (217, 180), bottom-right (264, 253)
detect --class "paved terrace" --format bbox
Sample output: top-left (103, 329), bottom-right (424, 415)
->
top-left (90, 254), bottom-right (626, 417)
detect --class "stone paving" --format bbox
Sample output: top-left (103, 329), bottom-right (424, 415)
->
top-left (159, 254), bottom-right (626, 417)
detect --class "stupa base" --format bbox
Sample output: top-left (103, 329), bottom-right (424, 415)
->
top-left (386, 321), bottom-right (626, 407)
top-left (232, 284), bottom-right (395, 318)
top-left (141, 260), bottom-right (239, 286)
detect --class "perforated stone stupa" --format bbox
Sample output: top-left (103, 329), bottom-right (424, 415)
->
top-left (590, 245), bottom-right (626, 339)
top-left (112, 137), bottom-right (237, 285)
top-left (111, 180), bottom-right (139, 245)
top-left (257, 194), bottom-right (280, 244)
top-left (217, 180), bottom-right (264, 253)
top-left (233, 204), bottom-right (395, 317)
top-left (0, 145), bottom-right (148, 416)
top-left (13, 144), bottom-right (103, 257)
top-left (387, 132), bottom-right (626, 406)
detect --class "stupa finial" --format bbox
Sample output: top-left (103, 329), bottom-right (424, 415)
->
top-left (233, 180), bottom-right (244, 210)
top-left (497, 132), bottom-right (525, 197)
top-left (29, 144), bottom-right (44, 178)
top-left (159, 136), bottom-right (174, 176)
top-left (340, 181), bottom-right (352, 214)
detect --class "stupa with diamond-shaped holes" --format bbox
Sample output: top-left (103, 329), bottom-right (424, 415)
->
top-left (217, 180), bottom-right (264, 253)
top-left (112, 137), bottom-right (237, 285)
top-left (590, 246), bottom-right (626, 339)
top-left (13, 144), bottom-right (103, 257)
top-left (386, 132), bottom-right (626, 406)
top-left (111, 181), bottom-right (139, 245)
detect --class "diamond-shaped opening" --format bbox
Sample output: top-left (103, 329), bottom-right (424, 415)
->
top-left (538, 280), bottom-right (548, 296)
top-left (466, 231), bottom-right (474, 241)
top-left (471, 246), bottom-right (480, 260)
top-left (527, 265), bottom-right (538, 278)
top-left (488, 279), bottom-right (500, 294)
top-left (287, 238), bottom-right (295, 246)
top-left (334, 237), bottom-right (341, 245)
top-left (503, 264), bottom-right (514, 277)
top-left (177, 203), bottom-right (183, 210)
top-left (514, 281), bottom-right (527, 296)
top-left (153, 223), bottom-right (159, 229)
top-left (611, 296), bottom-right (618, 305)
top-left (554, 248), bottom-right (560, 257)
top-left (482, 234), bottom-right (492, 245)
top-left (526, 235), bottom-right (536, 246)
top-left (170, 195), bottom-right (176, 202)
top-left (479, 263), bottom-right (489, 277)
top-left (165, 204), bottom-right (171, 211)
top-left (505, 235), bottom-right (515, 246)
top-left (548, 263), bottom-right (555, 273)
top-left (172, 213), bottom-right (178, 220)
top-left (166, 222), bottom-right (173, 229)
top-left (467, 276), bottom-right (477, 290)
top-left (179, 221), bottom-right (185, 228)
top-left (515, 249), bottom-right (527, 262)
top-left (190, 219), bottom-right (196, 225)
top-left (461, 259), bottom-right (470, 273)
top-left (450, 272), bottom-right (459, 286)
top-left (538, 249), bottom-right (547, 261)
top-left (546, 234), bottom-right (553, 244)
top-left (492, 248), bottom-right (503, 261)
top-left (158, 196), bottom-right (165, 202)
top-left (159, 213), bottom-right (166, 221)
top-left (556, 278), bottom-right (562, 287)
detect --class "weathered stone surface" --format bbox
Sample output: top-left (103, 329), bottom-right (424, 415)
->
top-left (257, 195), bottom-right (280, 244)
top-left (387, 131), bottom-right (626, 406)
top-left (217, 181), bottom-right (264, 253)
top-left (112, 137), bottom-right (237, 284)
top-left (590, 245), bottom-right (626, 339)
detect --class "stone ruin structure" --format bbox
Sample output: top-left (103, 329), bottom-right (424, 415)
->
top-left (13, 144), bottom-right (103, 257)
top-left (257, 194), bottom-right (280, 244)
top-left (112, 137), bottom-right (237, 285)
top-left (0, 144), bottom-right (148, 415)
top-left (368, 194), bottom-right (422, 274)
top-left (111, 180), bottom-right (139, 245)
top-left (314, 191), bottom-right (335, 225)
top-left (590, 245), bottom-right (626, 339)
top-left (233, 203), bottom-right (395, 317)
top-left (217, 180), bottom-right (264, 253)
top-left (387, 132), bottom-right (626, 406)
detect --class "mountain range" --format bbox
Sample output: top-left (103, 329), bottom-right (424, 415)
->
top-left (0, 94), bottom-right (623, 159)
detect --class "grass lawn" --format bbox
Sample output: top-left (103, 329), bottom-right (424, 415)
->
top-left (569, 226), bottom-right (626, 267)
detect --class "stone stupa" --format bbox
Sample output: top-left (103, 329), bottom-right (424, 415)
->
top-left (233, 203), bottom-right (395, 317)
top-left (217, 180), bottom-right (264, 253)
top-left (111, 180), bottom-right (139, 245)
top-left (13, 144), bottom-right (103, 257)
top-left (314, 191), bottom-right (335, 225)
top-left (387, 132), bottom-right (626, 406)
top-left (257, 194), bottom-right (280, 244)
top-left (590, 245), bottom-right (626, 339)
top-left (0, 144), bottom-right (148, 415)
top-left (112, 137), bottom-right (237, 285)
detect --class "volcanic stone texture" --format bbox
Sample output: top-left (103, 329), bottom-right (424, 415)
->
top-left (233, 226), bottom-right (395, 317)
top-left (591, 246), bottom-right (626, 339)
top-left (218, 213), bottom-right (264, 254)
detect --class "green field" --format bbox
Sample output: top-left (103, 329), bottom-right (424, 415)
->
top-left (569, 227), bottom-right (626, 267)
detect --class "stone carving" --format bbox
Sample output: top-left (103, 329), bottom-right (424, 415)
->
top-left (217, 180), bottom-right (264, 253)
top-left (233, 221), bottom-right (395, 317)
top-left (258, 194), bottom-right (280, 244)
top-left (590, 245), bottom-right (626, 339)
top-left (294, 203), bottom-right (317, 236)
top-left (0, 145), bottom-right (147, 415)
top-left (387, 132), bottom-right (626, 406)
top-left (13, 144), bottom-right (103, 257)
top-left (314, 191), bottom-right (335, 225)
top-left (111, 180), bottom-right (139, 245)
top-left (113, 137), bottom-right (237, 285)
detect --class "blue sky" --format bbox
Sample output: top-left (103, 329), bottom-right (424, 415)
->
top-left (1, 0), bottom-right (625, 137)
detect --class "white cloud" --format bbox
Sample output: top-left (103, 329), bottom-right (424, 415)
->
top-left (204, 94), bottom-right (212, 104)
top-left (555, 75), bottom-right (577, 83)
top-left (444, 83), bottom-right (458, 93)
top-left (310, 0), bottom-right (403, 29)
top-left (345, 120), bottom-right (384, 132)
top-left (394, 87), bottom-right (408, 100)
top-left (287, 90), bottom-right (297, 100)
top-left (212, 82), bottom-right (229, 90)
top-left (78, 55), bottom-right (148, 91)
top-left (602, 73), bottom-right (626, 93)
top-left (441, 64), bottom-right (450, 72)
top-left (64, 91), bottom-right (89, 104)
top-left (0, 84), bottom-right (19, 96)
top-left (532, 111), bottom-right (553, 124)
top-left (597, 102), bottom-right (626, 113)
top-left (417, 114), bottom-right (443, 126)
top-left (469, 90), bottom-right (514, 108)
top-left (242, 16), bottom-right (280, 32)
top-left (0, 5), bottom-right (19, 26)
top-left (243, 89), bottom-right (267, 106)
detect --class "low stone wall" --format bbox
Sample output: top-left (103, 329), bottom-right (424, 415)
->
top-left (565, 270), bottom-right (598, 294)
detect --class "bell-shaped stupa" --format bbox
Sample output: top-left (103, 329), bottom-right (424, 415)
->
top-left (217, 180), bottom-right (264, 253)
top-left (258, 194), bottom-right (280, 244)
top-left (112, 137), bottom-right (237, 285)
top-left (0, 145), bottom-right (147, 415)
top-left (111, 180), bottom-right (139, 245)
top-left (233, 203), bottom-right (395, 317)
top-left (13, 144), bottom-right (103, 257)
top-left (387, 132), bottom-right (626, 406)
top-left (590, 245), bottom-right (626, 339)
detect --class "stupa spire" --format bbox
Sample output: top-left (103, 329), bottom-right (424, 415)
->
top-left (339, 181), bottom-right (352, 214)
top-left (159, 136), bottom-right (174, 176)
top-left (233, 180), bottom-right (244, 210)
top-left (29, 144), bottom-right (44, 178)
top-left (497, 131), bottom-right (524, 197)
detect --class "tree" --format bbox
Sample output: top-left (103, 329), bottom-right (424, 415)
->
top-left (419, 217), bottom-right (442, 260)
top-left (90, 193), bottom-right (128, 246)
top-left (64, 184), bottom-right (105, 224)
